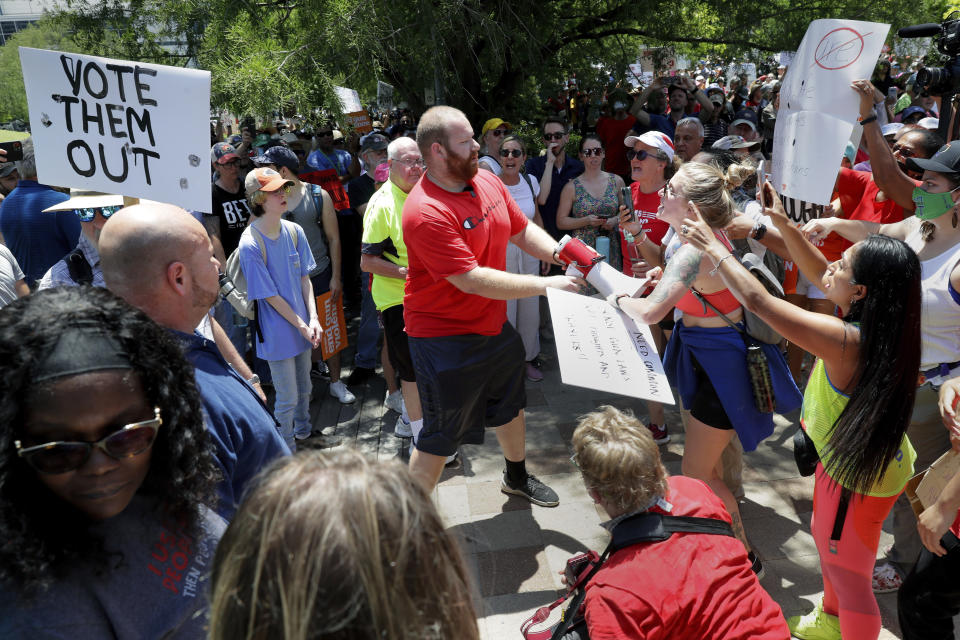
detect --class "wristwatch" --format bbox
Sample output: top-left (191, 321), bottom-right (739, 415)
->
top-left (247, 374), bottom-right (260, 385)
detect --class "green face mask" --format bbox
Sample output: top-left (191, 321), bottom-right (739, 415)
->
top-left (913, 185), bottom-right (960, 221)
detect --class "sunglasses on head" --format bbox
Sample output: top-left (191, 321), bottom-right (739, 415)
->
top-left (75, 205), bottom-right (122, 222)
top-left (581, 147), bottom-right (604, 157)
top-left (626, 149), bottom-right (660, 161)
top-left (543, 132), bottom-right (565, 141)
top-left (16, 408), bottom-right (162, 475)
top-left (499, 149), bottom-right (523, 158)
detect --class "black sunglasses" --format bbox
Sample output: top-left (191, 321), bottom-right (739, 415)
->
top-left (543, 132), bottom-right (565, 141)
top-left (16, 408), bottom-right (162, 474)
top-left (499, 149), bottom-right (523, 158)
top-left (581, 148), bottom-right (604, 157)
top-left (75, 205), bottom-right (123, 222)
top-left (626, 149), bottom-right (660, 161)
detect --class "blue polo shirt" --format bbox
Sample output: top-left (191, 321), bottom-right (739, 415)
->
top-left (173, 329), bottom-right (290, 519)
top-left (0, 180), bottom-right (77, 287)
top-left (525, 155), bottom-right (584, 241)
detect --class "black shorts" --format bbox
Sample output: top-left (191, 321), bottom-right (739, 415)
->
top-left (381, 304), bottom-right (415, 382)
top-left (310, 267), bottom-right (332, 296)
top-left (688, 353), bottom-right (734, 430)
top-left (657, 313), bottom-right (676, 332)
top-left (408, 322), bottom-right (526, 457)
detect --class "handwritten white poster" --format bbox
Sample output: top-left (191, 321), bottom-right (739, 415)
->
top-left (19, 47), bottom-right (212, 212)
top-left (771, 20), bottom-right (889, 205)
top-left (547, 289), bottom-right (674, 404)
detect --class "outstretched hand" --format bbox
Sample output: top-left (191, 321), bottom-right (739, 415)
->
top-left (760, 181), bottom-right (791, 227)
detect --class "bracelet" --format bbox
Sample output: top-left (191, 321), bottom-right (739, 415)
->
top-left (751, 222), bottom-right (767, 241)
top-left (247, 374), bottom-right (260, 386)
top-left (710, 254), bottom-right (734, 276)
top-left (859, 114), bottom-right (878, 126)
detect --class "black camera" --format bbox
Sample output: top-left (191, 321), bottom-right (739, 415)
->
top-left (563, 551), bottom-right (599, 589)
top-left (901, 13), bottom-right (960, 96)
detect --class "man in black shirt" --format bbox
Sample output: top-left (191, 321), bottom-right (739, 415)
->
top-left (206, 142), bottom-right (253, 265)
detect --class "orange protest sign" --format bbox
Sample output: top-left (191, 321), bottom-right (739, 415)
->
top-left (346, 110), bottom-right (373, 134)
top-left (317, 291), bottom-right (348, 360)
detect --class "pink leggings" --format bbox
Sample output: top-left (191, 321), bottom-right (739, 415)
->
top-left (811, 464), bottom-right (900, 640)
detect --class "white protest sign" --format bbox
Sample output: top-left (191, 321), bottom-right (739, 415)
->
top-left (334, 86), bottom-right (363, 113)
top-left (19, 47), bottom-right (211, 212)
top-left (547, 289), bottom-right (674, 404)
top-left (771, 20), bottom-right (889, 205)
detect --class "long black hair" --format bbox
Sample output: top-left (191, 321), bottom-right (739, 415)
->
top-left (822, 234), bottom-right (921, 494)
top-left (0, 287), bottom-right (219, 591)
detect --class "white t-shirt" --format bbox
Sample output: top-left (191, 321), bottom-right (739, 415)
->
top-left (479, 154), bottom-right (502, 175)
top-left (503, 174), bottom-right (540, 220)
top-left (0, 244), bottom-right (24, 308)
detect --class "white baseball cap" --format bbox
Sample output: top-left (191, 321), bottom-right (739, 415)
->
top-left (623, 130), bottom-right (675, 162)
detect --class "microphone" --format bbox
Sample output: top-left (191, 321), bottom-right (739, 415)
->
top-left (898, 23), bottom-right (942, 38)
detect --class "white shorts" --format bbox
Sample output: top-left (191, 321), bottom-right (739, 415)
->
top-left (794, 271), bottom-right (826, 300)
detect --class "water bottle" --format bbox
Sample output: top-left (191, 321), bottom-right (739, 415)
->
top-left (595, 236), bottom-right (610, 262)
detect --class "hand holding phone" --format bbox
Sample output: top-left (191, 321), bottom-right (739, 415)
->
top-left (620, 186), bottom-right (635, 222)
top-left (0, 141), bottom-right (23, 163)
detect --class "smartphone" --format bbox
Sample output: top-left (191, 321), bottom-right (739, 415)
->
top-left (0, 140), bottom-right (23, 163)
top-left (756, 160), bottom-right (767, 208)
top-left (888, 86), bottom-right (898, 100)
top-left (620, 187), bottom-right (635, 222)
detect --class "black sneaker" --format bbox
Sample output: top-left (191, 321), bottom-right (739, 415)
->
top-left (748, 551), bottom-right (765, 580)
top-left (500, 472), bottom-right (559, 507)
top-left (346, 366), bottom-right (375, 386)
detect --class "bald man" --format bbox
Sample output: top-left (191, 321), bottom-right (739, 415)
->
top-left (100, 203), bottom-right (289, 519)
top-left (402, 105), bottom-right (581, 500)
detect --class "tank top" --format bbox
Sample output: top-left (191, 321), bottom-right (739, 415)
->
top-left (907, 229), bottom-right (960, 372)
top-left (801, 358), bottom-right (915, 497)
top-left (673, 230), bottom-right (740, 318)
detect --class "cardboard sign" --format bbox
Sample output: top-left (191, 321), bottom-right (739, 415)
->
top-left (771, 20), bottom-right (889, 205)
top-left (19, 47), bottom-right (212, 212)
top-left (335, 86), bottom-right (363, 113)
top-left (317, 291), bottom-right (348, 360)
top-left (346, 110), bottom-right (373, 134)
top-left (547, 289), bottom-right (674, 404)
top-left (300, 169), bottom-right (350, 211)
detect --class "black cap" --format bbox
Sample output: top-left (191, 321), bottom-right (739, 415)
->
top-left (907, 142), bottom-right (960, 175)
top-left (253, 145), bottom-right (300, 173)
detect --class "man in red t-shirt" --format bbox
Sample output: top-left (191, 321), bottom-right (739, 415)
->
top-left (402, 106), bottom-right (581, 499)
top-left (570, 406), bottom-right (790, 639)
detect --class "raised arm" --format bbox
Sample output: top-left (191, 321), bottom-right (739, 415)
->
top-left (682, 206), bottom-right (859, 380)
top-left (852, 79), bottom-right (919, 211)
top-left (760, 183), bottom-right (831, 289)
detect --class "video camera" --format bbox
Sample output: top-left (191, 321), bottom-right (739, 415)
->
top-left (900, 13), bottom-right (960, 96)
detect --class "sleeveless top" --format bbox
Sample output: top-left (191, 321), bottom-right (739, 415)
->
top-left (674, 230), bottom-right (740, 317)
top-left (907, 228), bottom-right (960, 372)
top-left (572, 174), bottom-right (622, 272)
top-left (801, 358), bottom-right (916, 497)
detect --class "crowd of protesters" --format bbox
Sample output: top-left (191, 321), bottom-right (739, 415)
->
top-left (3, 52), bottom-right (960, 640)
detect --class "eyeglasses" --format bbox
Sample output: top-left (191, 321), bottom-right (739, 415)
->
top-left (267, 184), bottom-right (293, 196)
top-left (627, 149), bottom-right (663, 161)
top-left (581, 148), bottom-right (604, 157)
top-left (543, 132), bottom-right (566, 141)
top-left (15, 407), bottom-right (162, 475)
top-left (892, 144), bottom-right (916, 158)
top-left (570, 452), bottom-right (580, 469)
top-left (499, 149), bottom-right (523, 158)
top-left (489, 129), bottom-right (509, 137)
top-left (397, 158), bottom-right (426, 169)
top-left (75, 205), bottom-right (122, 222)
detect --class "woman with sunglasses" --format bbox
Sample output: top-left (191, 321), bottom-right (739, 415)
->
top-left (38, 190), bottom-right (124, 290)
top-left (478, 117), bottom-right (511, 175)
top-left (609, 162), bottom-right (803, 575)
top-left (683, 182), bottom-right (921, 640)
top-left (498, 135), bottom-right (546, 382)
top-left (556, 135), bottom-right (628, 280)
top-left (239, 167), bottom-right (321, 450)
top-left (0, 286), bottom-right (222, 638)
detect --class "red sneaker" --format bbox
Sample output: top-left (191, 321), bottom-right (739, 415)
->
top-left (647, 423), bottom-right (670, 445)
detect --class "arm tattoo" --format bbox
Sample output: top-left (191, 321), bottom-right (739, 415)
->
top-left (648, 248), bottom-right (702, 304)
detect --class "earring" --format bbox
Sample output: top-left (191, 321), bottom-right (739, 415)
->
top-left (850, 297), bottom-right (856, 306)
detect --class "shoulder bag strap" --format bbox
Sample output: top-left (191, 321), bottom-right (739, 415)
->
top-left (691, 288), bottom-right (743, 334)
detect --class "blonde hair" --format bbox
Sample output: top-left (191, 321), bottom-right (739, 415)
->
top-left (674, 161), bottom-right (740, 227)
top-left (572, 406), bottom-right (667, 513)
top-left (208, 449), bottom-right (479, 640)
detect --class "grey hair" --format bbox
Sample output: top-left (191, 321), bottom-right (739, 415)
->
top-left (16, 138), bottom-right (37, 179)
top-left (387, 136), bottom-right (418, 161)
top-left (676, 117), bottom-right (704, 138)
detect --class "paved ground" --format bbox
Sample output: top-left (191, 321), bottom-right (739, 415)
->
top-left (297, 309), bottom-right (935, 639)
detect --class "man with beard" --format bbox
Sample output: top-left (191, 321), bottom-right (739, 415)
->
top-left (402, 106), bottom-right (581, 498)
top-left (100, 202), bottom-right (290, 519)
